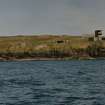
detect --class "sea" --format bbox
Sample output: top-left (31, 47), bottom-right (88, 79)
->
top-left (0, 60), bottom-right (104, 105)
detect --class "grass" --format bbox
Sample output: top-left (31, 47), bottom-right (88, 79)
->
top-left (0, 35), bottom-right (91, 53)
top-left (0, 35), bottom-right (104, 60)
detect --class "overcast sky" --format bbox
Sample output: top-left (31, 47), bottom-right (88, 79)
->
top-left (0, 0), bottom-right (104, 35)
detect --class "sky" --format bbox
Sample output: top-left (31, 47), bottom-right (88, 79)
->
top-left (0, 0), bottom-right (105, 35)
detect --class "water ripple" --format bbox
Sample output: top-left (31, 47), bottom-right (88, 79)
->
top-left (0, 60), bottom-right (104, 105)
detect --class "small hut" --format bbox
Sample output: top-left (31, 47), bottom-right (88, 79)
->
top-left (94, 30), bottom-right (102, 41)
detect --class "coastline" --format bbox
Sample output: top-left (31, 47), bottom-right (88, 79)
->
top-left (0, 35), bottom-right (104, 61)
top-left (0, 56), bottom-right (95, 61)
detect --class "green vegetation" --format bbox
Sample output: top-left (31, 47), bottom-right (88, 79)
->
top-left (0, 35), bottom-right (104, 60)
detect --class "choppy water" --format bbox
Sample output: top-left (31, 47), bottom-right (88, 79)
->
top-left (0, 60), bottom-right (105, 105)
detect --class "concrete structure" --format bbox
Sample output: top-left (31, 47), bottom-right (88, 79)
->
top-left (94, 30), bottom-right (102, 41)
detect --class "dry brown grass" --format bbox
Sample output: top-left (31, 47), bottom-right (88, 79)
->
top-left (0, 35), bottom-right (91, 53)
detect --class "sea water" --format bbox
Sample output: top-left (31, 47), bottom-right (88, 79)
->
top-left (0, 60), bottom-right (104, 105)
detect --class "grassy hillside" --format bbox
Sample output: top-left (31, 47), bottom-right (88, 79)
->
top-left (0, 35), bottom-right (104, 60)
top-left (0, 35), bottom-right (90, 52)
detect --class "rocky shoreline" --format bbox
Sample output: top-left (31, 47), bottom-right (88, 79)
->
top-left (0, 56), bottom-right (95, 61)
